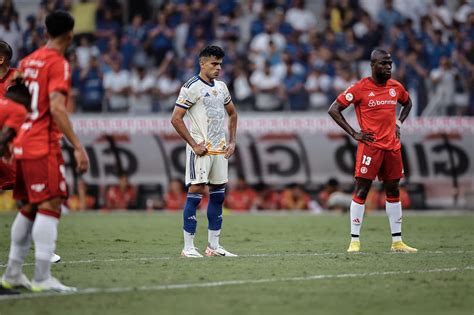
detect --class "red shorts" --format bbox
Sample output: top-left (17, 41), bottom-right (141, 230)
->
top-left (13, 152), bottom-right (68, 204)
top-left (354, 143), bottom-right (404, 181)
top-left (0, 158), bottom-right (16, 190)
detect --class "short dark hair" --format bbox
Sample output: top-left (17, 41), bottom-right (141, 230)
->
top-left (199, 45), bottom-right (225, 59)
top-left (45, 10), bottom-right (75, 38)
top-left (0, 40), bottom-right (12, 63)
top-left (5, 78), bottom-right (31, 108)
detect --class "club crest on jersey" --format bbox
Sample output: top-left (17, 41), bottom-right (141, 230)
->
top-left (212, 90), bottom-right (218, 96)
top-left (360, 166), bottom-right (368, 174)
top-left (389, 88), bottom-right (396, 97)
top-left (345, 92), bottom-right (353, 102)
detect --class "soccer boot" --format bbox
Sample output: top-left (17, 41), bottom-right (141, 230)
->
top-left (31, 277), bottom-right (77, 292)
top-left (205, 245), bottom-right (237, 257)
top-left (1, 273), bottom-right (32, 290)
top-left (347, 240), bottom-right (361, 253)
top-left (391, 241), bottom-right (418, 253)
top-left (51, 253), bottom-right (61, 263)
top-left (181, 247), bottom-right (203, 258)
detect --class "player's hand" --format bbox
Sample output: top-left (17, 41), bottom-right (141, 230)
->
top-left (192, 141), bottom-right (208, 156)
top-left (395, 125), bottom-right (401, 139)
top-left (353, 131), bottom-right (375, 143)
top-left (224, 142), bottom-right (235, 159)
top-left (74, 146), bottom-right (90, 174)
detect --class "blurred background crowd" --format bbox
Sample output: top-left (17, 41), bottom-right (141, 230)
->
top-left (0, 0), bottom-right (472, 212)
top-left (1, 0), bottom-right (473, 116)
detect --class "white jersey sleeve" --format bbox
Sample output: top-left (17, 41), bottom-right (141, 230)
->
top-left (176, 77), bottom-right (200, 109)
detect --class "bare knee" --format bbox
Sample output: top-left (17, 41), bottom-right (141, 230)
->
top-left (188, 184), bottom-right (206, 195)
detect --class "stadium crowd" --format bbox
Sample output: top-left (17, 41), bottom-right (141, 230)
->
top-left (1, 0), bottom-right (473, 116)
top-left (0, 0), bottom-right (470, 212)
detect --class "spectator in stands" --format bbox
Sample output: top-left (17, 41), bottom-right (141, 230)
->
top-left (103, 61), bottom-right (130, 112)
top-left (95, 7), bottom-right (122, 53)
top-left (305, 66), bottom-right (332, 110)
top-left (67, 178), bottom-right (96, 211)
top-left (78, 56), bottom-right (103, 112)
top-left (105, 174), bottom-right (137, 210)
top-left (250, 61), bottom-right (284, 111)
top-left (21, 15), bottom-right (44, 57)
top-left (164, 178), bottom-right (187, 211)
top-left (423, 56), bottom-right (456, 116)
top-left (279, 183), bottom-right (311, 210)
top-left (377, 0), bottom-right (404, 36)
top-left (225, 177), bottom-right (258, 212)
top-left (76, 35), bottom-right (100, 70)
top-left (231, 65), bottom-right (254, 111)
top-left (129, 65), bottom-right (156, 114)
top-left (429, 0), bottom-right (453, 31)
top-left (250, 22), bottom-right (286, 56)
top-left (284, 60), bottom-right (308, 111)
top-left (147, 12), bottom-right (174, 67)
top-left (101, 35), bottom-right (123, 73)
top-left (285, 0), bottom-right (316, 33)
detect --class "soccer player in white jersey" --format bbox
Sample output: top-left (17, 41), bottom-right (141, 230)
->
top-left (171, 45), bottom-right (238, 257)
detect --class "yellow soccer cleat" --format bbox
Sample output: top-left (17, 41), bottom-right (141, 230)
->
top-left (347, 241), bottom-right (361, 253)
top-left (391, 241), bottom-right (418, 253)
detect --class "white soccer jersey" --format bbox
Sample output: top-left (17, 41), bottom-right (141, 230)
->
top-left (176, 75), bottom-right (232, 154)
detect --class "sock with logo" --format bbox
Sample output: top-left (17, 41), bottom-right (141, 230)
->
top-left (183, 193), bottom-right (202, 250)
top-left (4, 210), bottom-right (35, 279)
top-left (386, 199), bottom-right (402, 242)
top-left (207, 186), bottom-right (225, 249)
top-left (350, 198), bottom-right (365, 242)
top-left (32, 210), bottom-right (60, 282)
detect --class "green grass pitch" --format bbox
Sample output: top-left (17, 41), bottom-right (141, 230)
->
top-left (0, 212), bottom-right (473, 315)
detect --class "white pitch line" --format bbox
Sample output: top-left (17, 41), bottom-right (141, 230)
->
top-left (0, 250), bottom-right (473, 268)
top-left (0, 266), bottom-right (472, 301)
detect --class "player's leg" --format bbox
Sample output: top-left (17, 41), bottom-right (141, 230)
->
top-left (1, 161), bottom-right (34, 289)
top-left (1, 202), bottom-right (36, 290)
top-left (348, 143), bottom-right (382, 252)
top-left (348, 178), bottom-right (372, 252)
top-left (381, 150), bottom-right (417, 253)
top-left (181, 146), bottom-right (208, 257)
top-left (204, 155), bottom-right (236, 257)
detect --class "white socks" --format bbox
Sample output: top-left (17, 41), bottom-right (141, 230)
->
top-left (4, 213), bottom-right (34, 279)
top-left (183, 230), bottom-right (196, 251)
top-left (350, 200), bottom-right (365, 241)
top-left (208, 229), bottom-right (221, 249)
top-left (386, 201), bottom-right (402, 242)
top-left (32, 213), bottom-right (58, 282)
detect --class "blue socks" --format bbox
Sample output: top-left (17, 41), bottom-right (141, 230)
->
top-left (183, 193), bottom-right (202, 233)
top-left (207, 187), bottom-right (225, 231)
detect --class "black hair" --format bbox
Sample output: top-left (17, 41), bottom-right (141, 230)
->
top-left (370, 48), bottom-right (390, 63)
top-left (5, 78), bottom-right (31, 108)
top-left (45, 10), bottom-right (75, 38)
top-left (0, 40), bottom-right (12, 63)
top-left (199, 45), bottom-right (225, 59)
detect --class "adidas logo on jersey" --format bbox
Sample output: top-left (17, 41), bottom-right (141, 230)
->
top-left (368, 92), bottom-right (375, 97)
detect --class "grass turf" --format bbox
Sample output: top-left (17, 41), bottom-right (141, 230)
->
top-left (0, 212), bottom-right (473, 315)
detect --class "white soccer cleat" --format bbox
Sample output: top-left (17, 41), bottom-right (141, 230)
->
top-left (205, 245), bottom-right (238, 257)
top-left (51, 253), bottom-right (61, 263)
top-left (181, 247), bottom-right (203, 258)
top-left (1, 273), bottom-right (32, 290)
top-left (31, 277), bottom-right (77, 292)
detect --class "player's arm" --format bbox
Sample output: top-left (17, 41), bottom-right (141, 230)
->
top-left (328, 100), bottom-right (375, 143)
top-left (396, 96), bottom-right (412, 139)
top-left (224, 101), bottom-right (237, 159)
top-left (0, 127), bottom-right (16, 157)
top-left (170, 106), bottom-right (207, 156)
top-left (50, 92), bottom-right (89, 173)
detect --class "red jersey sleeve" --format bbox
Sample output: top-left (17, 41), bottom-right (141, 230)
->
top-left (3, 101), bottom-right (27, 133)
top-left (397, 82), bottom-right (409, 104)
top-left (48, 59), bottom-right (71, 96)
top-left (336, 82), bottom-right (361, 108)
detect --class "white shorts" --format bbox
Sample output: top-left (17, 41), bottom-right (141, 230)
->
top-left (185, 145), bottom-right (228, 186)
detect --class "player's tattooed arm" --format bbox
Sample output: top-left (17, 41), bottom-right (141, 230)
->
top-left (224, 101), bottom-right (237, 159)
top-left (396, 96), bottom-right (412, 139)
top-left (328, 100), bottom-right (375, 143)
top-left (171, 106), bottom-right (207, 156)
top-left (50, 92), bottom-right (89, 174)
top-left (0, 127), bottom-right (15, 157)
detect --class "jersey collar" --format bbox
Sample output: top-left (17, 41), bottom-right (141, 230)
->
top-left (198, 75), bottom-right (215, 87)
